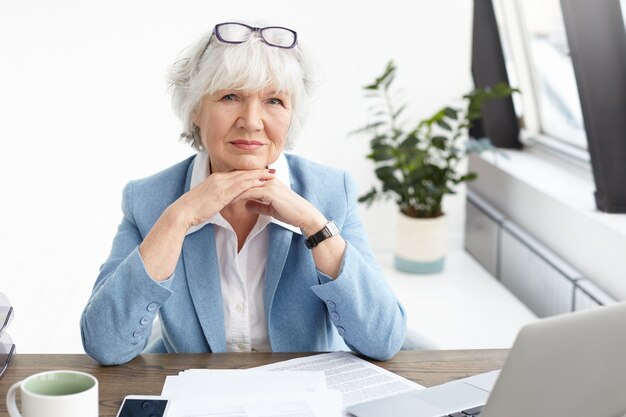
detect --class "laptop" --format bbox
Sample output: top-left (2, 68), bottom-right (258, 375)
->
top-left (348, 301), bottom-right (626, 417)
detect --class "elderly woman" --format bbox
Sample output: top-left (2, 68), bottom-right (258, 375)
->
top-left (80, 22), bottom-right (406, 365)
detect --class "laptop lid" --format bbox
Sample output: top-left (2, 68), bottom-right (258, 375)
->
top-left (482, 302), bottom-right (626, 417)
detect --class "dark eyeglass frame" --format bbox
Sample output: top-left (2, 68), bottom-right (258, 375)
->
top-left (213, 22), bottom-right (298, 49)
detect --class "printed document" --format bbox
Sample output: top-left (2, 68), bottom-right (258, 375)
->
top-left (253, 352), bottom-right (423, 416)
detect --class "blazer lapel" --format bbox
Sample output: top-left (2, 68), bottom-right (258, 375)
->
top-left (265, 155), bottom-right (301, 320)
top-left (182, 224), bottom-right (226, 352)
top-left (264, 223), bottom-right (293, 320)
top-left (181, 155), bottom-right (226, 352)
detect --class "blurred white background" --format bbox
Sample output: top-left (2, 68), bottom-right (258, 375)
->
top-left (0, 0), bottom-right (473, 352)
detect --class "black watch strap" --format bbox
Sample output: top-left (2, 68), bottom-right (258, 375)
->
top-left (304, 221), bottom-right (339, 249)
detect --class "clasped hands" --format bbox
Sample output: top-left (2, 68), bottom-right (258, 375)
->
top-left (173, 168), bottom-right (326, 237)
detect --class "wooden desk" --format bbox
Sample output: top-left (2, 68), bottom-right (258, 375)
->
top-left (0, 350), bottom-right (507, 416)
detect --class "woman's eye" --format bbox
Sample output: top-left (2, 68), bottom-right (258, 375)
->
top-left (221, 94), bottom-right (237, 102)
top-left (267, 98), bottom-right (283, 106)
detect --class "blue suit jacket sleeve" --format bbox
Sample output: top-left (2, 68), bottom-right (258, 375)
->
top-left (310, 171), bottom-right (407, 360)
top-left (80, 181), bottom-right (174, 365)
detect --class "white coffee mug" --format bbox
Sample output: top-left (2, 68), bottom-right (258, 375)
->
top-left (6, 370), bottom-right (98, 417)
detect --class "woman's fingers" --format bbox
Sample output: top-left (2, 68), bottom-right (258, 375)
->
top-left (177, 169), bottom-right (276, 227)
top-left (229, 170), bottom-right (275, 194)
top-left (203, 169), bottom-right (273, 197)
top-left (230, 179), bottom-right (275, 205)
top-left (235, 179), bottom-right (308, 226)
top-left (235, 178), bottom-right (328, 236)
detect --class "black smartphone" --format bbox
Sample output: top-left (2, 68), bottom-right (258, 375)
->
top-left (116, 395), bottom-right (170, 417)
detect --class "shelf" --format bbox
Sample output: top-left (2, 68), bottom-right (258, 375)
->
top-left (377, 250), bottom-right (536, 349)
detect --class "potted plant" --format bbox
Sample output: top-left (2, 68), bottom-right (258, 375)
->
top-left (353, 61), bottom-right (517, 273)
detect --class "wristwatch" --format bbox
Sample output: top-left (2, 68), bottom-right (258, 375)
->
top-left (304, 221), bottom-right (340, 249)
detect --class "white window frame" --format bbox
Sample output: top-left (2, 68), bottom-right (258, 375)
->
top-left (492, 0), bottom-right (590, 164)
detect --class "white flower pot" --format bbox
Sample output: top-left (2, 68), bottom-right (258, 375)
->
top-left (394, 213), bottom-right (446, 274)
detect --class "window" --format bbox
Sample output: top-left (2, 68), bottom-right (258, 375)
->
top-left (490, 0), bottom-right (626, 212)
top-left (494, 0), bottom-right (588, 154)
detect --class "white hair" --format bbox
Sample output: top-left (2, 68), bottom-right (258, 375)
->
top-left (167, 24), bottom-right (316, 150)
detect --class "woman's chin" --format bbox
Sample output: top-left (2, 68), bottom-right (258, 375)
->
top-left (211, 155), bottom-right (269, 172)
top-left (230, 160), bottom-right (269, 172)
top-left (231, 153), bottom-right (280, 171)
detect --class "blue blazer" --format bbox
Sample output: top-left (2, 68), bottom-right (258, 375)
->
top-left (80, 154), bottom-right (406, 365)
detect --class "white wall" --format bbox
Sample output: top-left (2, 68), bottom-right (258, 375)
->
top-left (0, 0), bottom-right (474, 352)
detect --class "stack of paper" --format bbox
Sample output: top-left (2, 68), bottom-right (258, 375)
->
top-left (161, 352), bottom-right (423, 417)
top-left (162, 369), bottom-right (341, 417)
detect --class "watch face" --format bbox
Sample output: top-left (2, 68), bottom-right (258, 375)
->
top-left (320, 222), bottom-right (339, 239)
top-left (326, 221), bottom-right (340, 236)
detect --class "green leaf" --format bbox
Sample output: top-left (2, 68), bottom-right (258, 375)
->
top-left (464, 82), bottom-right (519, 121)
top-left (375, 165), bottom-right (397, 180)
top-left (378, 61), bottom-right (396, 84)
top-left (406, 150), bottom-right (428, 169)
top-left (457, 172), bottom-right (478, 183)
top-left (431, 136), bottom-right (447, 150)
top-left (444, 107), bottom-right (458, 120)
top-left (349, 121), bottom-right (385, 135)
top-left (368, 144), bottom-right (395, 161)
top-left (383, 72), bottom-right (396, 89)
top-left (391, 128), bottom-right (404, 141)
top-left (358, 187), bottom-right (379, 206)
top-left (369, 134), bottom-right (388, 147)
top-left (382, 179), bottom-right (403, 195)
top-left (364, 61), bottom-right (396, 91)
top-left (392, 104), bottom-right (407, 120)
top-left (399, 135), bottom-right (419, 149)
top-left (436, 120), bottom-right (452, 131)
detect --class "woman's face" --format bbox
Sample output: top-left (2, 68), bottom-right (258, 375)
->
top-left (194, 86), bottom-right (292, 173)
